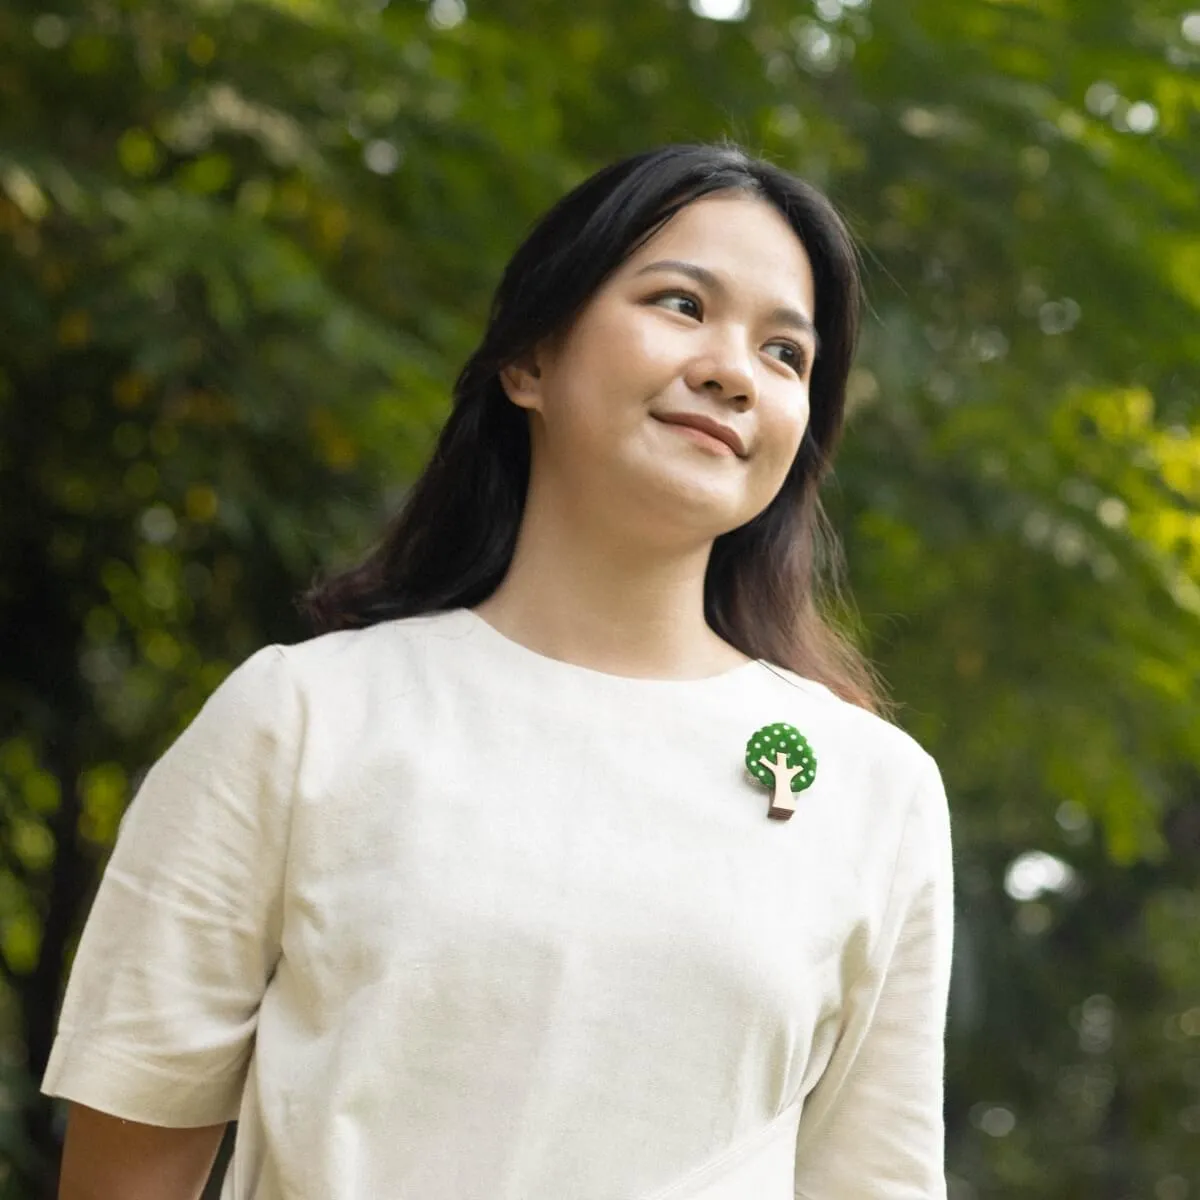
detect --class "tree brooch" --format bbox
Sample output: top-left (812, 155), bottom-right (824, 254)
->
top-left (744, 723), bottom-right (817, 820)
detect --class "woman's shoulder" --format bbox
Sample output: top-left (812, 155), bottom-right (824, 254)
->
top-left (193, 611), bottom-right (465, 733)
top-left (752, 661), bottom-right (941, 791)
top-left (271, 608), bottom-right (466, 677)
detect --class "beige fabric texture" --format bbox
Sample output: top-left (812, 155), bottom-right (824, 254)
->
top-left (43, 607), bottom-right (955, 1199)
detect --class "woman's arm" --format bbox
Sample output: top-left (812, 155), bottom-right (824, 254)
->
top-left (41, 646), bottom-right (301, 1170)
top-left (792, 753), bottom-right (956, 1199)
top-left (58, 1104), bottom-right (225, 1200)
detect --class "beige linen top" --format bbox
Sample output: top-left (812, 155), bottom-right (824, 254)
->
top-left (43, 607), bottom-right (955, 1199)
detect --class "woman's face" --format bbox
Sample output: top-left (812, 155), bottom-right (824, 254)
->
top-left (503, 191), bottom-right (818, 545)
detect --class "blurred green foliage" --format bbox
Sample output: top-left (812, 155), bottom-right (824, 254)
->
top-left (1, 0), bottom-right (1198, 1196)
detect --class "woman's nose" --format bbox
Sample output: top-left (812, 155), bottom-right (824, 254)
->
top-left (684, 332), bottom-right (757, 406)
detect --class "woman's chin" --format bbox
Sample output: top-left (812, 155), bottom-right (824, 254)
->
top-left (618, 472), bottom-right (752, 541)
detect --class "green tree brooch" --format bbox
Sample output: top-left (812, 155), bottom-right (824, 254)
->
top-left (744, 723), bottom-right (817, 820)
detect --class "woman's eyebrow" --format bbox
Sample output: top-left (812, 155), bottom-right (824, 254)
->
top-left (633, 258), bottom-right (819, 351)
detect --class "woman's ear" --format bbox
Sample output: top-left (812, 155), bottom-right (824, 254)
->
top-left (499, 351), bottom-right (544, 413)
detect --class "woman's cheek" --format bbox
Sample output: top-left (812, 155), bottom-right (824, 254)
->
top-left (778, 395), bottom-right (811, 458)
top-left (762, 414), bottom-right (807, 484)
top-left (619, 312), bottom-right (689, 371)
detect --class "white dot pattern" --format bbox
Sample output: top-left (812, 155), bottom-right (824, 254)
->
top-left (744, 722), bottom-right (817, 794)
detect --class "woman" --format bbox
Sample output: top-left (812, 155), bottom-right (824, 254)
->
top-left (45, 142), bottom-right (955, 1199)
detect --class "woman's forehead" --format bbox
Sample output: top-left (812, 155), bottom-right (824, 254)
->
top-left (620, 195), bottom-right (816, 312)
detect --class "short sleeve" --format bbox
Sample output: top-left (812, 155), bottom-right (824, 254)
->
top-left (793, 752), bottom-right (955, 1199)
top-left (41, 645), bottom-right (301, 1128)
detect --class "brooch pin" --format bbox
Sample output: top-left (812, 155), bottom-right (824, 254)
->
top-left (744, 723), bottom-right (817, 820)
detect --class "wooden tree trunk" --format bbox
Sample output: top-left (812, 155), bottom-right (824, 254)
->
top-left (759, 751), bottom-right (801, 819)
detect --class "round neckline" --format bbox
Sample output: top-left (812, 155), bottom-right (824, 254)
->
top-left (455, 607), bottom-right (766, 689)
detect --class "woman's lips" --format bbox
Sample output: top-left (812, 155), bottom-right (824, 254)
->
top-left (667, 423), bottom-right (736, 454)
top-left (653, 415), bottom-right (742, 456)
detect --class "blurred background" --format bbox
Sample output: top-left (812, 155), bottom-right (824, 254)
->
top-left (1, 0), bottom-right (1198, 1196)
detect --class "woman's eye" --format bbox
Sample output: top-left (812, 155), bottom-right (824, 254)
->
top-left (766, 342), bottom-right (809, 375)
top-left (649, 294), bottom-right (810, 376)
top-left (653, 292), bottom-right (702, 319)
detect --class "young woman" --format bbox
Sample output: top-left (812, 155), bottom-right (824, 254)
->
top-left (45, 142), bottom-right (955, 1199)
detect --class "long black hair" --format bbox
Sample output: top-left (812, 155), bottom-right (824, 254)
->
top-left (302, 141), bottom-right (888, 715)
